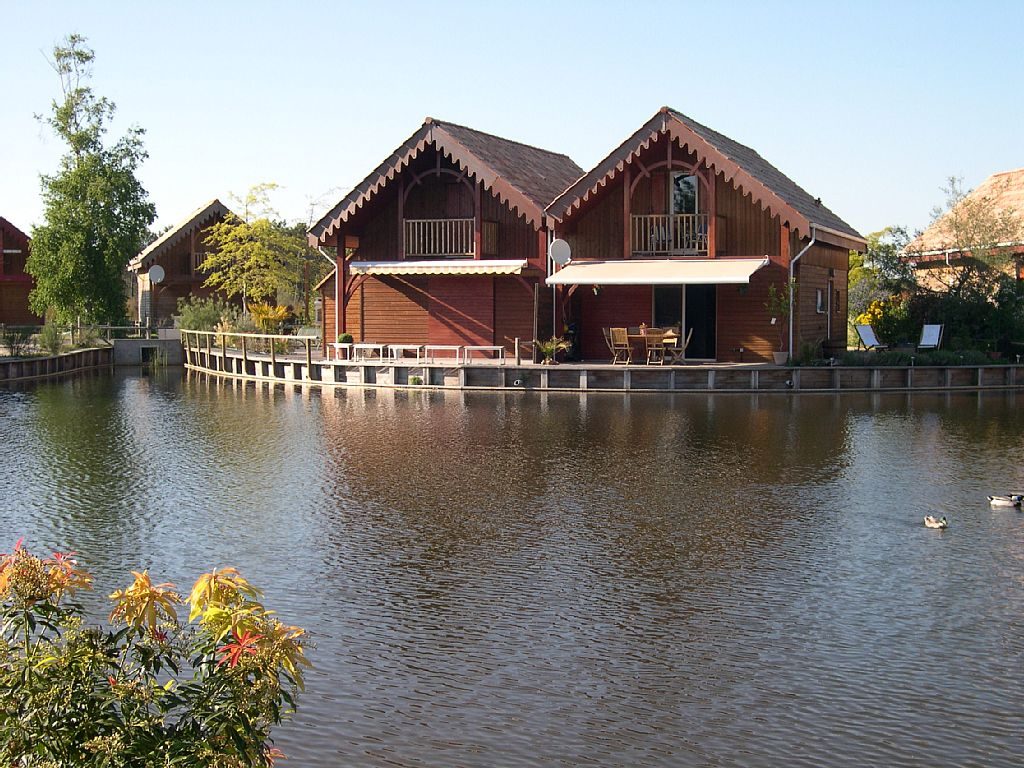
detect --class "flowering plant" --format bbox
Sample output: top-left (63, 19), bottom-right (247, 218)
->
top-left (0, 541), bottom-right (308, 766)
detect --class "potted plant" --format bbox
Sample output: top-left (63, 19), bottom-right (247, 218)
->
top-left (765, 280), bottom-right (796, 365)
top-left (535, 336), bottom-right (571, 365)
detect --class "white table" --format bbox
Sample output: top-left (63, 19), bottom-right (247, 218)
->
top-left (387, 344), bottom-right (425, 363)
top-left (330, 342), bottom-right (353, 360)
top-left (463, 345), bottom-right (506, 364)
top-left (423, 344), bottom-right (463, 364)
top-left (352, 342), bottom-right (385, 361)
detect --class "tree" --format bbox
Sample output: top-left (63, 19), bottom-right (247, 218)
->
top-left (859, 179), bottom-right (1024, 351)
top-left (27, 34), bottom-right (156, 325)
top-left (200, 184), bottom-right (308, 314)
top-left (908, 176), bottom-right (1023, 300)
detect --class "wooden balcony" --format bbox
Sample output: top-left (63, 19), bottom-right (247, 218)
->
top-left (404, 218), bottom-right (475, 258)
top-left (631, 214), bottom-right (709, 256)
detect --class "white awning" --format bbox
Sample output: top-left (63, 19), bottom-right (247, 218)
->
top-left (545, 257), bottom-right (769, 285)
top-left (350, 259), bottom-right (528, 276)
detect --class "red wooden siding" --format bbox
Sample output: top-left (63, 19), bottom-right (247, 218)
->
top-left (321, 273), bottom-right (336, 349)
top-left (716, 262), bottom-right (788, 362)
top-left (564, 179), bottom-right (625, 261)
top-left (359, 276), bottom-right (429, 344)
top-left (427, 276), bottom-right (494, 346)
top-left (480, 194), bottom-right (541, 264)
top-left (715, 182), bottom-right (781, 259)
top-left (0, 284), bottom-right (37, 325)
top-left (576, 285), bottom-right (651, 360)
top-left (494, 278), bottom-right (537, 352)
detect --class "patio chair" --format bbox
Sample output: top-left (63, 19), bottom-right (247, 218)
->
top-left (665, 327), bottom-right (694, 365)
top-left (918, 324), bottom-right (943, 351)
top-left (610, 327), bottom-right (631, 365)
top-left (855, 324), bottom-right (888, 351)
top-left (645, 332), bottom-right (667, 365)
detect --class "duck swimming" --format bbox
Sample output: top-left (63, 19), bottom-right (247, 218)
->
top-left (924, 515), bottom-right (949, 529)
top-left (987, 495), bottom-right (1023, 507)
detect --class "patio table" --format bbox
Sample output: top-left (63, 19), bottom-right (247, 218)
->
top-left (352, 342), bottom-right (385, 361)
top-left (423, 344), bottom-right (463, 364)
top-left (386, 344), bottom-right (425, 363)
top-left (463, 345), bottom-right (506, 364)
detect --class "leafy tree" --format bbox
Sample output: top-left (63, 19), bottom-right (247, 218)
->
top-left (200, 184), bottom-right (307, 314)
top-left (0, 540), bottom-right (309, 766)
top-left (27, 34), bottom-right (156, 326)
top-left (858, 179), bottom-right (1024, 351)
top-left (908, 176), bottom-right (1023, 300)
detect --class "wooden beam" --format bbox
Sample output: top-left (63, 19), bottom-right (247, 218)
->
top-left (781, 222), bottom-right (792, 266)
top-left (623, 164), bottom-right (632, 259)
top-left (338, 243), bottom-right (347, 334)
top-left (475, 179), bottom-right (482, 259)
top-left (398, 177), bottom-right (405, 260)
top-left (707, 169), bottom-right (717, 258)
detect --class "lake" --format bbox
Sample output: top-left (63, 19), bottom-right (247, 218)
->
top-left (1, 369), bottom-right (1022, 766)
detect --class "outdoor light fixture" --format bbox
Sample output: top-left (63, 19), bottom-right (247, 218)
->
top-left (592, 285), bottom-right (601, 296)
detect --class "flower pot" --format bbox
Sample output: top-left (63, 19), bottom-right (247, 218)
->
top-left (772, 351), bottom-right (789, 365)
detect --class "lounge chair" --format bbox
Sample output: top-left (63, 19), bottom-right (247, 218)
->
top-left (610, 327), bottom-right (631, 365)
top-left (918, 324), bottom-right (943, 351)
top-left (855, 324), bottom-right (888, 351)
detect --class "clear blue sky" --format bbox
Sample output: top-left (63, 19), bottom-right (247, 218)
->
top-left (2, 1), bottom-right (1021, 239)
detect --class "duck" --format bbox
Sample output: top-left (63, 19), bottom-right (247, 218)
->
top-left (924, 515), bottom-right (949, 529)
top-left (987, 494), bottom-right (1023, 507)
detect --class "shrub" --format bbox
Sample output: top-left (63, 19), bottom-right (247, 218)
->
top-left (177, 296), bottom-right (235, 332)
top-left (338, 332), bottom-right (354, 345)
top-left (0, 325), bottom-right (34, 358)
top-left (38, 321), bottom-right (65, 356)
top-left (410, 375), bottom-right (423, 385)
top-left (0, 541), bottom-right (309, 766)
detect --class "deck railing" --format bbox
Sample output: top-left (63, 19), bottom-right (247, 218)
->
top-left (631, 213), bottom-right (709, 255)
top-left (404, 218), bottom-right (475, 258)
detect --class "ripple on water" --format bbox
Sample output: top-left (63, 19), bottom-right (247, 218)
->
top-left (1, 375), bottom-right (1023, 766)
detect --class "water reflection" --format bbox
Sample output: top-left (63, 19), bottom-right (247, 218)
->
top-left (1, 372), bottom-right (1022, 767)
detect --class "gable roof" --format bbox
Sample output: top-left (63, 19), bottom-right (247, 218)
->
top-left (546, 107), bottom-right (864, 249)
top-left (309, 118), bottom-right (583, 243)
top-left (0, 217), bottom-right (30, 246)
top-left (909, 168), bottom-right (1024, 254)
top-left (129, 199), bottom-right (231, 273)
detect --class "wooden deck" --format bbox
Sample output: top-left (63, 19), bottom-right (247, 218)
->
top-left (180, 333), bottom-right (1023, 393)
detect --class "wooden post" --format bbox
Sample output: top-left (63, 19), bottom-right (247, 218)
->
top-left (707, 168), bottom-right (717, 257)
top-left (241, 335), bottom-right (248, 365)
top-left (623, 164), bottom-right (632, 259)
top-left (305, 337), bottom-right (312, 377)
top-left (398, 179), bottom-right (405, 260)
top-left (474, 179), bottom-right (482, 259)
top-left (270, 335), bottom-right (276, 367)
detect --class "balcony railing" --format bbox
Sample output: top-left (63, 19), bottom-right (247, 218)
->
top-left (404, 218), bottom-right (475, 258)
top-left (631, 213), bottom-right (709, 255)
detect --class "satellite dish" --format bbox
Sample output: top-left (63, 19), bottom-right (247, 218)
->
top-left (549, 239), bottom-right (571, 267)
top-left (148, 265), bottom-right (165, 285)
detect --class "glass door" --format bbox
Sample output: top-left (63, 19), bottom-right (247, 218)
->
top-left (684, 284), bottom-right (716, 359)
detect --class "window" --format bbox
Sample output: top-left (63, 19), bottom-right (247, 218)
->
top-left (815, 288), bottom-right (826, 314)
top-left (671, 173), bottom-right (698, 215)
top-left (192, 251), bottom-right (207, 273)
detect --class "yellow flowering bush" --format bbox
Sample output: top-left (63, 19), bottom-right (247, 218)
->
top-left (0, 541), bottom-right (309, 767)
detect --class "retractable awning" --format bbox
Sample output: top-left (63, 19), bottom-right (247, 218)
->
top-left (350, 259), bottom-right (528, 276)
top-left (545, 257), bottom-right (769, 286)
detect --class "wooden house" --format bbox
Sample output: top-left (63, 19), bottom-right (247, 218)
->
top-left (128, 199), bottom-right (232, 325)
top-left (908, 168), bottom-right (1024, 289)
top-left (309, 118), bottom-right (583, 353)
top-left (545, 107), bottom-right (865, 362)
top-left (0, 217), bottom-right (39, 326)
